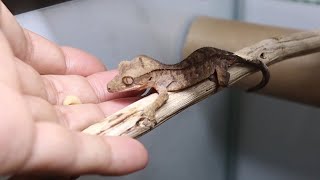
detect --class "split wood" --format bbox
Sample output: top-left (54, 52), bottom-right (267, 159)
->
top-left (83, 30), bottom-right (320, 138)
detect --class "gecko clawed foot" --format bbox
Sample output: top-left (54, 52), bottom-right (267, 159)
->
top-left (137, 108), bottom-right (157, 128)
top-left (209, 74), bottom-right (220, 93)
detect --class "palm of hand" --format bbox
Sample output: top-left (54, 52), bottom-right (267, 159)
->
top-left (0, 3), bottom-right (147, 178)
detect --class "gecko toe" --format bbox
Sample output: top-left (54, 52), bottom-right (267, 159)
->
top-left (137, 109), bottom-right (157, 128)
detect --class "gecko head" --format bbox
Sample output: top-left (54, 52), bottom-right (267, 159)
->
top-left (107, 56), bottom-right (158, 93)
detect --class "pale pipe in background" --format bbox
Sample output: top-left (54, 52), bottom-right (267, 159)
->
top-left (83, 17), bottom-right (320, 137)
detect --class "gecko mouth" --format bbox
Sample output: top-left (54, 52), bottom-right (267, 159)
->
top-left (107, 84), bottom-right (147, 93)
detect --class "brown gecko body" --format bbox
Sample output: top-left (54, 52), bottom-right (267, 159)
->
top-left (107, 47), bottom-right (269, 127)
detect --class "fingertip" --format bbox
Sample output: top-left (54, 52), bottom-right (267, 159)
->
top-left (103, 136), bottom-right (148, 175)
top-left (61, 46), bottom-right (107, 76)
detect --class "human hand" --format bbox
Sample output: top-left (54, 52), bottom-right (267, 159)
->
top-left (0, 2), bottom-right (147, 178)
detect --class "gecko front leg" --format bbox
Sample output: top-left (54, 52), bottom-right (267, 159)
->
top-left (140, 86), bottom-right (169, 128)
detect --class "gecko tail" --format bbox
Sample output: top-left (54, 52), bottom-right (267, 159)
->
top-left (237, 58), bottom-right (270, 92)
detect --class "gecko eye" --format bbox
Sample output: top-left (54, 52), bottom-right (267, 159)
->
top-left (122, 76), bottom-right (134, 85)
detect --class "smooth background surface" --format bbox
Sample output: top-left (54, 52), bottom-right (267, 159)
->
top-left (1, 0), bottom-right (320, 179)
top-left (235, 0), bottom-right (320, 180)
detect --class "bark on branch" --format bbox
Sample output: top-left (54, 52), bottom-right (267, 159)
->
top-left (83, 30), bottom-right (320, 138)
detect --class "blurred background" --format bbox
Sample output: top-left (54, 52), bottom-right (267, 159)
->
top-left (2, 0), bottom-right (320, 179)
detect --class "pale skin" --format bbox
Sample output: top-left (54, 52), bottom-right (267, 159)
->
top-left (0, 2), bottom-right (147, 179)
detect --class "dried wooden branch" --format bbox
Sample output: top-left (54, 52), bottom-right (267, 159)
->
top-left (83, 30), bottom-right (320, 138)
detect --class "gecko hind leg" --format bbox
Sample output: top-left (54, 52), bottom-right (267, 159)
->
top-left (209, 73), bottom-right (220, 93)
top-left (216, 67), bottom-right (230, 87)
top-left (209, 66), bottom-right (230, 92)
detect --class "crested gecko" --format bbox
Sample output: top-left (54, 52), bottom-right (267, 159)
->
top-left (107, 47), bottom-right (269, 127)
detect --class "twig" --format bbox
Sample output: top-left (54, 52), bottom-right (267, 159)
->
top-left (82, 30), bottom-right (320, 138)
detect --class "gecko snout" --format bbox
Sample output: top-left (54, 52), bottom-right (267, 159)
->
top-left (107, 85), bottom-right (113, 92)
